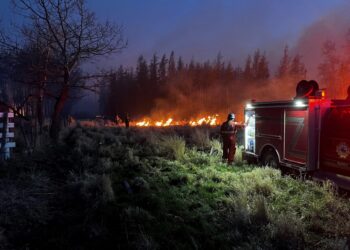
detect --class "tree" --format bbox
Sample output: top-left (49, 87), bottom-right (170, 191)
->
top-left (168, 51), bottom-right (176, 77)
top-left (4, 0), bottom-right (125, 139)
top-left (243, 55), bottom-right (252, 80)
top-left (214, 52), bottom-right (224, 72)
top-left (136, 55), bottom-right (151, 113)
top-left (257, 53), bottom-right (269, 80)
top-left (158, 54), bottom-right (168, 84)
top-left (136, 55), bottom-right (149, 83)
top-left (177, 56), bottom-right (184, 72)
top-left (318, 40), bottom-right (339, 97)
top-left (276, 45), bottom-right (290, 78)
top-left (149, 53), bottom-right (159, 85)
top-left (252, 49), bottom-right (261, 79)
top-left (289, 55), bottom-right (307, 79)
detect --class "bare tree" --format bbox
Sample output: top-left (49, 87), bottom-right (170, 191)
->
top-left (6, 0), bottom-right (125, 139)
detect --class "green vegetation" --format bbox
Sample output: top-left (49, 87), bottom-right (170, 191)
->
top-left (1, 126), bottom-right (350, 249)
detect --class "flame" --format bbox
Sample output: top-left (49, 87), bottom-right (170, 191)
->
top-left (136, 120), bottom-right (150, 127)
top-left (133, 115), bottom-right (220, 127)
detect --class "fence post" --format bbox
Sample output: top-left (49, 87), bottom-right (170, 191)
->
top-left (0, 112), bottom-right (15, 160)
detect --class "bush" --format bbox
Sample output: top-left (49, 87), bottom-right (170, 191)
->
top-left (271, 213), bottom-right (305, 249)
top-left (234, 145), bottom-right (244, 165)
top-left (159, 135), bottom-right (186, 160)
top-left (209, 139), bottom-right (222, 156)
top-left (190, 128), bottom-right (211, 150)
top-left (251, 195), bottom-right (269, 226)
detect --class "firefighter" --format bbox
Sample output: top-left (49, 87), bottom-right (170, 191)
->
top-left (220, 113), bottom-right (238, 165)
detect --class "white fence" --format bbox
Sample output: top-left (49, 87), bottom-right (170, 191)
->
top-left (0, 112), bottom-right (15, 159)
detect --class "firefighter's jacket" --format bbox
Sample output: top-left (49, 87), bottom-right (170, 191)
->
top-left (220, 121), bottom-right (237, 142)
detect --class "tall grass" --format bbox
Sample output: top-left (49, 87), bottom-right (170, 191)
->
top-left (190, 128), bottom-right (211, 150)
top-left (150, 134), bottom-right (186, 160)
top-left (1, 126), bottom-right (350, 249)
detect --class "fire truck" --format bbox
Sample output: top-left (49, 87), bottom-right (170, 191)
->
top-left (242, 80), bottom-right (350, 189)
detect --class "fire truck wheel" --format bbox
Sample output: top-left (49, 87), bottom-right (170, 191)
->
top-left (261, 149), bottom-right (279, 169)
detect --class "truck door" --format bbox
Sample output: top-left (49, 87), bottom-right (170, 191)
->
top-left (320, 106), bottom-right (350, 176)
top-left (245, 110), bottom-right (255, 153)
top-left (284, 109), bottom-right (308, 164)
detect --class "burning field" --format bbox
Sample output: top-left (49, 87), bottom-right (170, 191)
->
top-left (133, 114), bottom-right (220, 127)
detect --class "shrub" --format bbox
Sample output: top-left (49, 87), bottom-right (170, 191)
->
top-left (190, 128), bottom-right (211, 150)
top-left (251, 195), bottom-right (269, 226)
top-left (209, 139), bottom-right (222, 156)
top-left (132, 176), bottom-right (150, 192)
top-left (101, 174), bottom-right (115, 202)
top-left (271, 213), bottom-right (305, 249)
top-left (234, 145), bottom-right (244, 165)
top-left (160, 135), bottom-right (186, 160)
top-left (223, 194), bottom-right (250, 240)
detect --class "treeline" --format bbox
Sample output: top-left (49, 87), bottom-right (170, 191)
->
top-left (100, 46), bottom-right (307, 119)
top-left (318, 39), bottom-right (350, 98)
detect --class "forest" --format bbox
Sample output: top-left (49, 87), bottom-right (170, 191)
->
top-left (99, 48), bottom-right (307, 122)
top-left (99, 38), bottom-right (350, 123)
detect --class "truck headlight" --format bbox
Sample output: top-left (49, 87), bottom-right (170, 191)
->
top-left (246, 103), bottom-right (254, 109)
top-left (294, 100), bottom-right (306, 107)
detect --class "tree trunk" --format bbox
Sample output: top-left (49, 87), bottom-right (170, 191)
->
top-left (50, 84), bottom-right (69, 140)
top-left (37, 79), bottom-right (45, 135)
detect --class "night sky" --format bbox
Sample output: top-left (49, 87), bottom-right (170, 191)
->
top-left (1, 0), bottom-right (350, 113)
top-left (87, 0), bottom-right (348, 73)
top-left (1, 0), bottom-right (348, 73)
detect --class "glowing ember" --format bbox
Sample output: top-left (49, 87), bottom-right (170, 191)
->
top-left (133, 115), bottom-right (220, 127)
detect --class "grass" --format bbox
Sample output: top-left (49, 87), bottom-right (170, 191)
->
top-left (0, 125), bottom-right (350, 249)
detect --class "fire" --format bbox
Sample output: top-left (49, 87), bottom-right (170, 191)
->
top-left (133, 115), bottom-right (220, 127)
top-left (136, 120), bottom-right (150, 127)
top-left (189, 115), bottom-right (218, 126)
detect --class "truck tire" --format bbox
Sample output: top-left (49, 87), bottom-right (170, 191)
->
top-left (261, 148), bottom-right (279, 168)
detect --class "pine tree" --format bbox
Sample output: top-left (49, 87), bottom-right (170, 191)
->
top-left (158, 54), bottom-right (168, 84)
top-left (136, 55), bottom-right (149, 83)
top-left (177, 56), bottom-right (184, 72)
top-left (234, 66), bottom-right (243, 81)
top-left (257, 53), bottom-right (269, 80)
top-left (224, 62), bottom-right (234, 81)
top-left (289, 55), bottom-right (307, 79)
top-left (318, 41), bottom-right (339, 85)
top-left (215, 52), bottom-right (224, 71)
top-left (252, 49), bottom-right (261, 79)
top-left (168, 51), bottom-right (176, 77)
top-left (276, 45), bottom-right (290, 78)
top-left (243, 55), bottom-right (252, 80)
top-left (149, 53), bottom-right (159, 85)
top-left (318, 40), bottom-right (340, 97)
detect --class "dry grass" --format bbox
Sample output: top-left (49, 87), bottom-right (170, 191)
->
top-left (1, 126), bottom-right (350, 249)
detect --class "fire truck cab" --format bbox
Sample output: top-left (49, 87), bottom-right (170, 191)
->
top-left (242, 81), bottom-right (350, 189)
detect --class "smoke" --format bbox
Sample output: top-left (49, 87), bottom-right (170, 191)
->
top-left (96, 2), bottom-right (350, 122)
top-left (150, 74), bottom-right (299, 122)
top-left (293, 4), bottom-right (350, 88)
top-left (150, 3), bottom-right (350, 121)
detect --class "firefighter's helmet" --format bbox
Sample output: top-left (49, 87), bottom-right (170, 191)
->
top-left (227, 113), bottom-right (235, 120)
